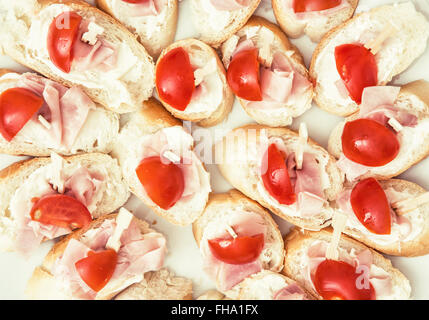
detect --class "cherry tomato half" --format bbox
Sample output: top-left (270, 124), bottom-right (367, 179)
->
top-left (335, 44), bottom-right (378, 104)
top-left (293, 0), bottom-right (341, 13)
top-left (350, 178), bottom-right (391, 235)
top-left (156, 47), bottom-right (195, 111)
top-left (75, 249), bottom-right (118, 292)
top-left (47, 11), bottom-right (82, 73)
top-left (341, 119), bottom-right (399, 167)
top-left (261, 144), bottom-right (296, 205)
top-left (314, 259), bottom-right (376, 300)
top-left (208, 234), bottom-right (264, 265)
top-left (30, 194), bottom-right (92, 229)
top-left (227, 48), bottom-right (262, 101)
top-left (135, 156), bottom-right (185, 210)
top-left (0, 87), bottom-right (44, 141)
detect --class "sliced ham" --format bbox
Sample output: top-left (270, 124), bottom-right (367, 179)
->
top-left (17, 73), bottom-right (95, 150)
top-left (287, 0), bottom-right (350, 20)
top-left (52, 218), bottom-right (167, 299)
top-left (273, 283), bottom-right (308, 300)
top-left (121, 0), bottom-right (161, 16)
top-left (304, 240), bottom-right (393, 298)
top-left (201, 212), bottom-right (267, 291)
top-left (210, 0), bottom-right (251, 11)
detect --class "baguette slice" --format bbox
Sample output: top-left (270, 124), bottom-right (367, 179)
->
top-left (220, 16), bottom-right (313, 127)
top-left (310, 2), bottom-right (429, 116)
top-left (339, 179), bottom-right (429, 257)
top-left (96, 0), bottom-right (178, 58)
top-left (0, 153), bottom-right (129, 252)
top-left (26, 212), bottom-right (187, 300)
top-left (197, 289), bottom-right (229, 300)
top-left (191, 0), bottom-right (261, 47)
top-left (328, 80), bottom-right (429, 181)
top-left (216, 124), bottom-right (344, 230)
top-left (0, 0), bottom-right (155, 113)
top-left (156, 38), bottom-right (234, 127)
top-left (193, 190), bottom-right (285, 298)
top-left (272, 0), bottom-right (358, 42)
top-left (0, 70), bottom-right (119, 156)
top-left (283, 228), bottom-right (412, 300)
top-left (111, 98), bottom-right (211, 226)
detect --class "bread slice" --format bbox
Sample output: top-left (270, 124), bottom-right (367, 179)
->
top-left (26, 212), bottom-right (179, 300)
top-left (220, 16), bottom-right (313, 127)
top-left (272, 0), bottom-right (358, 42)
top-left (216, 124), bottom-right (344, 230)
top-left (328, 80), bottom-right (429, 181)
top-left (156, 38), bottom-right (234, 127)
top-left (111, 98), bottom-right (211, 226)
top-left (310, 2), bottom-right (429, 116)
top-left (114, 268), bottom-right (193, 300)
top-left (340, 179), bottom-right (429, 257)
top-left (283, 228), bottom-right (412, 300)
top-left (196, 289), bottom-right (229, 300)
top-left (0, 153), bottom-right (129, 252)
top-left (0, 70), bottom-right (119, 156)
top-left (0, 0), bottom-right (155, 113)
top-left (190, 0), bottom-right (261, 47)
top-left (96, 0), bottom-right (178, 58)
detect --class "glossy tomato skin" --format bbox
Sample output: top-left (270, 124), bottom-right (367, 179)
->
top-left (227, 48), bottom-right (262, 101)
top-left (135, 156), bottom-right (185, 210)
top-left (261, 144), bottom-right (296, 205)
top-left (30, 194), bottom-right (92, 229)
top-left (293, 0), bottom-right (341, 13)
top-left (75, 249), bottom-right (118, 292)
top-left (350, 178), bottom-right (391, 235)
top-left (314, 259), bottom-right (376, 300)
top-left (156, 47), bottom-right (195, 111)
top-left (335, 44), bottom-right (378, 104)
top-left (341, 118), bottom-right (400, 167)
top-left (208, 234), bottom-right (264, 265)
top-left (0, 87), bottom-right (44, 141)
top-left (47, 12), bottom-right (82, 73)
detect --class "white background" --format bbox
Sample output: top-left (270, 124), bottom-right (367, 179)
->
top-left (0, 0), bottom-right (428, 299)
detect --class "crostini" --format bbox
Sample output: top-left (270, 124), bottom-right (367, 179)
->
top-left (96, 0), bottom-right (178, 58)
top-left (25, 209), bottom-right (190, 300)
top-left (272, 0), bottom-right (358, 42)
top-left (0, 69), bottom-right (118, 156)
top-left (0, 0), bottom-right (155, 113)
top-left (220, 16), bottom-right (313, 127)
top-left (310, 2), bottom-right (429, 116)
top-left (111, 98), bottom-right (211, 226)
top-left (0, 153), bottom-right (129, 254)
top-left (192, 190), bottom-right (285, 298)
top-left (191, 0), bottom-right (261, 46)
top-left (283, 228), bottom-right (412, 300)
top-left (328, 82), bottom-right (429, 182)
top-left (336, 178), bottom-right (429, 257)
top-left (216, 124), bottom-right (344, 230)
top-left (156, 39), bottom-right (234, 127)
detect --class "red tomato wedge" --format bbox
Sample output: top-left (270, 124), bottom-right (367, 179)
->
top-left (261, 144), bottom-right (296, 205)
top-left (30, 194), bottom-right (92, 229)
top-left (350, 178), bottom-right (391, 235)
top-left (226, 48), bottom-right (262, 101)
top-left (47, 11), bottom-right (82, 73)
top-left (335, 44), bottom-right (378, 104)
top-left (314, 259), bottom-right (376, 300)
top-left (0, 87), bottom-right (44, 141)
top-left (341, 118), bottom-right (400, 167)
top-left (75, 249), bottom-right (118, 292)
top-left (293, 0), bottom-right (341, 13)
top-left (156, 47), bottom-right (195, 111)
top-left (135, 156), bottom-right (185, 210)
top-left (208, 234), bottom-right (264, 265)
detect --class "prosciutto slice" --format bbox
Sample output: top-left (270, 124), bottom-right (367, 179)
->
top-left (201, 212), bottom-right (267, 291)
top-left (273, 283), bottom-right (308, 300)
top-left (121, 0), bottom-right (162, 16)
top-left (52, 218), bottom-right (167, 299)
top-left (210, 0), bottom-right (251, 11)
top-left (17, 73), bottom-right (95, 150)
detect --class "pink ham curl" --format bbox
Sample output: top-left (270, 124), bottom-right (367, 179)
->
top-left (210, 0), bottom-right (251, 11)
